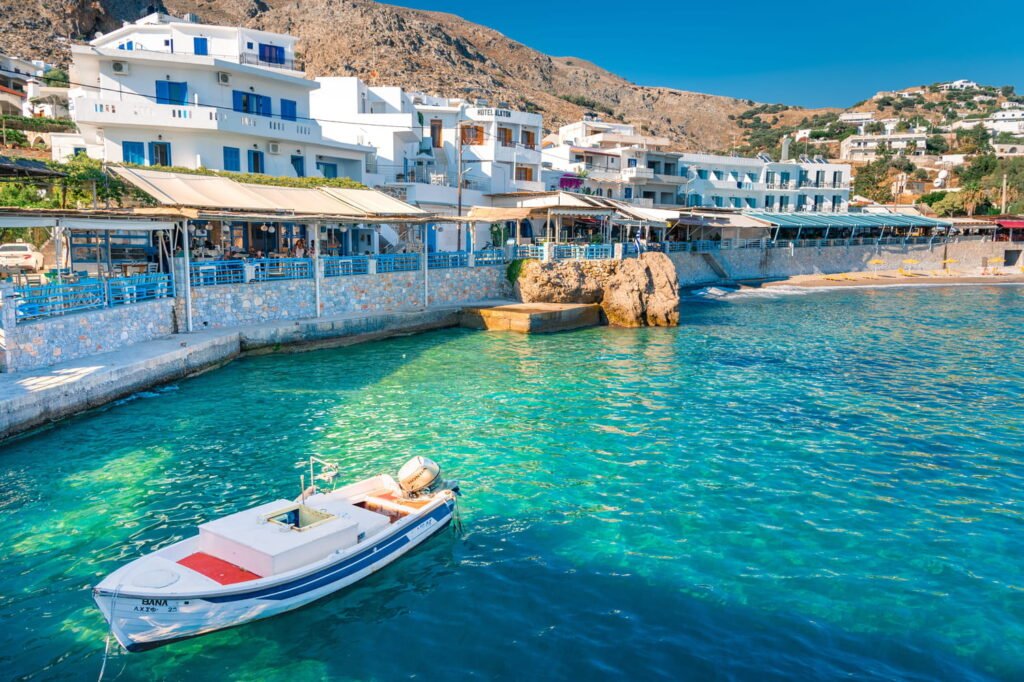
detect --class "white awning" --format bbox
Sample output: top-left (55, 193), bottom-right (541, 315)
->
top-left (58, 218), bottom-right (179, 232)
top-left (0, 216), bottom-right (57, 228)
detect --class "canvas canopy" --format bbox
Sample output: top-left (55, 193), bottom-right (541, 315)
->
top-left (744, 211), bottom-right (952, 229)
top-left (109, 167), bottom-right (429, 222)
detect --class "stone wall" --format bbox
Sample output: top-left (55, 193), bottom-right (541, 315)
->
top-left (180, 264), bottom-right (512, 330)
top-left (2, 299), bottom-right (176, 373)
top-left (669, 241), bottom-right (1019, 285)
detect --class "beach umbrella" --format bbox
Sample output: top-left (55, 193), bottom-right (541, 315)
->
top-left (868, 258), bottom-right (885, 271)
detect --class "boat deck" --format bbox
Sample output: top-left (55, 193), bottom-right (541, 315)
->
top-left (178, 552), bottom-right (263, 585)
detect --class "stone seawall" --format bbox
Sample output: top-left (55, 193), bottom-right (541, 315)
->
top-left (181, 266), bottom-right (512, 329)
top-left (669, 241), bottom-right (1019, 285)
top-left (3, 299), bottom-right (176, 373)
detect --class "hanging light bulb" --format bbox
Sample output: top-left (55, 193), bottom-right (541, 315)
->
top-left (260, 224), bottom-right (269, 232)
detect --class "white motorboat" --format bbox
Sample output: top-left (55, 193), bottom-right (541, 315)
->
top-left (94, 456), bottom-right (459, 652)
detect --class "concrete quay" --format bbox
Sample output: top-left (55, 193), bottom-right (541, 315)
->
top-left (0, 301), bottom-right (513, 442)
top-left (460, 303), bottom-right (601, 333)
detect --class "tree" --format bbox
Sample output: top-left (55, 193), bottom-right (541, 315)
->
top-left (955, 126), bottom-right (992, 154)
top-left (42, 68), bottom-right (69, 88)
top-left (853, 155), bottom-right (894, 203)
top-left (931, 192), bottom-right (965, 216)
top-left (926, 135), bottom-right (949, 155)
top-left (960, 182), bottom-right (989, 216)
top-left (1001, 85), bottom-right (1016, 97)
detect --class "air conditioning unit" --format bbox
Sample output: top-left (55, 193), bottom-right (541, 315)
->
top-left (216, 71), bottom-right (231, 86)
top-left (268, 142), bottom-right (281, 155)
top-left (111, 61), bottom-right (130, 75)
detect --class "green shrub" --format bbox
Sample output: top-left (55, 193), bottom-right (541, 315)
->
top-left (506, 258), bottom-right (530, 284)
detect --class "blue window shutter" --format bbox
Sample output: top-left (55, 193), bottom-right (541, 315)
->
top-left (193, 37), bottom-right (208, 56)
top-left (223, 147), bottom-right (240, 172)
top-left (281, 99), bottom-right (297, 121)
top-left (122, 141), bottom-right (145, 164)
top-left (232, 90), bottom-right (245, 112)
top-left (155, 81), bottom-right (170, 105)
top-left (166, 82), bottom-right (187, 106)
top-left (260, 95), bottom-right (273, 117)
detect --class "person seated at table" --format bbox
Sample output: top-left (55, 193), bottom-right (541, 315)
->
top-left (294, 239), bottom-right (307, 259)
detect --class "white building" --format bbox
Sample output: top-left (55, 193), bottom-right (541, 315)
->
top-left (543, 116), bottom-right (851, 212)
top-left (0, 51), bottom-right (42, 115)
top-left (840, 132), bottom-right (928, 161)
top-left (985, 109), bottom-right (1024, 134)
top-left (53, 12), bottom-right (373, 181)
top-left (1001, 101), bottom-right (1023, 110)
top-left (309, 80), bottom-right (544, 250)
top-left (939, 80), bottom-right (979, 91)
top-left (839, 111), bottom-right (875, 125)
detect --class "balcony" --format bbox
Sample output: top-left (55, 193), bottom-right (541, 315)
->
top-left (72, 96), bottom-right (321, 145)
top-left (621, 166), bottom-right (654, 181)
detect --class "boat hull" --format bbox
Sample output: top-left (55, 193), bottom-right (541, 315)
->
top-left (95, 499), bottom-right (454, 652)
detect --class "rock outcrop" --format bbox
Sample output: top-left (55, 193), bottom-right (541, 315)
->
top-left (515, 253), bottom-right (680, 328)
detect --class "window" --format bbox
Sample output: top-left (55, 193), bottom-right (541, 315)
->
top-left (730, 197), bottom-right (742, 208)
top-left (832, 196), bottom-right (842, 211)
top-left (515, 167), bottom-right (534, 182)
top-left (498, 127), bottom-right (513, 147)
top-left (223, 146), bottom-right (241, 172)
top-left (780, 172), bottom-right (791, 185)
top-left (258, 43), bottom-right (285, 65)
top-left (688, 193), bottom-right (702, 207)
top-left (247, 149), bottom-right (265, 174)
top-left (766, 171), bottom-right (776, 185)
top-left (117, 41), bottom-right (134, 51)
top-left (430, 120), bottom-right (443, 148)
top-left (460, 125), bottom-right (483, 146)
top-left (163, 39), bottom-right (174, 53)
top-left (246, 41), bottom-right (254, 50)
top-left (624, 188), bottom-right (633, 200)
top-left (155, 81), bottom-right (188, 106)
top-left (713, 196), bottom-right (724, 207)
top-left (779, 196), bottom-right (790, 211)
top-left (291, 155), bottom-right (305, 178)
top-left (317, 161), bottom-right (338, 179)
top-left (232, 91), bottom-right (272, 117)
top-left (148, 142), bottom-right (172, 166)
top-left (72, 146), bottom-right (87, 156)
top-left (832, 170), bottom-right (843, 186)
top-left (627, 158), bottom-right (638, 168)
top-left (281, 99), bottom-right (297, 121)
top-left (697, 169), bottom-right (710, 180)
top-left (713, 170), bottom-right (724, 180)
top-left (765, 195), bottom-right (775, 209)
top-left (122, 141), bottom-right (145, 165)
top-left (745, 198), bottom-right (757, 208)
top-left (747, 173), bottom-right (758, 183)
top-left (521, 129), bottom-right (536, 149)
top-left (797, 195), bottom-right (807, 209)
top-left (193, 37), bottom-right (208, 56)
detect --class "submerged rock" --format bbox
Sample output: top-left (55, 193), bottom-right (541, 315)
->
top-left (515, 253), bottom-right (680, 327)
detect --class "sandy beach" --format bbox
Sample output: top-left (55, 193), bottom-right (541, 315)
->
top-left (760, 268), bottom-right (1024, 289)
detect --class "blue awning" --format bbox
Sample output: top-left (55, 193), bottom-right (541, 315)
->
top-left (743, 212), bottom-right (952, 229)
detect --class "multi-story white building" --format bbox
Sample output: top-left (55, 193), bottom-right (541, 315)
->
top-left (0, 51), bottom-right (42, 115)
top-left (543, 116), bottom-right (851, 212)
top-left (939, 80), bottom-right (979, 91)
top-left (311, 81), bottom-right (544, 249)
top-left (52, 12), bottom-right (373, 180)
top-left (839, 131), bottom-right (928, 161)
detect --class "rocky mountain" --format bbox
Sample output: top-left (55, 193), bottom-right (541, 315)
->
top-left (0, 0), bottom-right (837, 152)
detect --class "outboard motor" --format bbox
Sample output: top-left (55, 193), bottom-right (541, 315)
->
top-left (398, 456), bottom-right (444, 497)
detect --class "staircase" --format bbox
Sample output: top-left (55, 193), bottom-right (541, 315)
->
top-left (701, 252), bottom-right (730, 280)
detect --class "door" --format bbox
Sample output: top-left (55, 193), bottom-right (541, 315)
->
top-left (148, 142), bottom-right (172, 166)
top-left (290, 155), bottom-right (305, 177)
top-left (430, 120), bottom-right (442, 148)
top-left (193, 37), bottom-right (208, 56)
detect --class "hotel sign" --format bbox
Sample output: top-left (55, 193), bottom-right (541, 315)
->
top-left (476, 108), bottom-right (512, 118)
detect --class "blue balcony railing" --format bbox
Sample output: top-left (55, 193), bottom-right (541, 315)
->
top-left (428, 251), bottom-right (469, 269)
top-left (249, 258), bottom-right (312, 282)
top-left (376, 253), bottom-right (421, 273)
top-left (14, 273), bottom-right (173, 323)
top-left (473, 249), bottom-right (507, 266)
top-left (322, 256), bottom-right (369, 277)
top-left (190, 260), bottom-right (245, 287)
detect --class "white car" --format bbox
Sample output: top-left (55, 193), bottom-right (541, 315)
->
top-left (0, 243), bottom-right (44, 272)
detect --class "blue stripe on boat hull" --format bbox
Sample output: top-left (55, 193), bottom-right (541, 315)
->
top-left (198, 501), bottom-right (453, 604)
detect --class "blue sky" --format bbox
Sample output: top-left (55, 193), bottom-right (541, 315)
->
top-left (388, 0), bottom-right (1024, 107)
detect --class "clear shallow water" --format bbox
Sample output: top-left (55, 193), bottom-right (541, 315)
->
top-left (1, 285), bottom-right (1023, 681)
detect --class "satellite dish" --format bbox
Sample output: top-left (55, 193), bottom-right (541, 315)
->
top-left (938, 169), bottom-right (949, 179)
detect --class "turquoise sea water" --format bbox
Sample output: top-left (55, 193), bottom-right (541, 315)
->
top-left (1, 285), bottom-right (1023, 681)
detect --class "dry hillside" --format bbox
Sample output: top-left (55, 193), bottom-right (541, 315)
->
top-left (0, 0), bottom-right (845, 152)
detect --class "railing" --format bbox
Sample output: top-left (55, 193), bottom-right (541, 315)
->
top-left (583, 244), bottom-right (613, 260)
top-left (249, 258), bottom-right (313, 282)
top-left (108, 274), bottom-right (174, 305)
top-left (428, 251), bottom-right (469, 269)
top-left (322, 256), bottom-right (369, 277)
top-left (13, 274), bottom-right (173, 323)
top-left (376, 253), bottom-right (421, 273)
top-left (516, 245), bottom-right (544, 260)
top-left (191, 260), bottom-right (245, 287)
top-left (238, 53), bottom-right (304, 71)
top-left (473, 249), bottom-right (507, 266)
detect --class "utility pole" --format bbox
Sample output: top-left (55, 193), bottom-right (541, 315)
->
top-left (456, 123), bottom-right (465, 251)
top-left (1001, 173), bottom-right (1008, 214)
